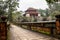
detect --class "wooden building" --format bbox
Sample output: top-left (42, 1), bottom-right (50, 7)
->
top-left (23, 8), bottom-right (40, 17)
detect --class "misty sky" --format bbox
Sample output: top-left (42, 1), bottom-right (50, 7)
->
top-left (17, 0), bottom-right (49, 11)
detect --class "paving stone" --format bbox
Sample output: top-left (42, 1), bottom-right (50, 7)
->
top-left (8, 24), bottom-right (59, 40)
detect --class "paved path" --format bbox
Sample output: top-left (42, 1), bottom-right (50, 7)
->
top-left (8, 24), bottom-right (59, 40)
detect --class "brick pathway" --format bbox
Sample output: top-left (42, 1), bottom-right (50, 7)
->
top-left (8, 24), bottom-right (59, 40)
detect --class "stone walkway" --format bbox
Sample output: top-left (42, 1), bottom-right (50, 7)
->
top-left (8, 24), bottom-right (59, 40)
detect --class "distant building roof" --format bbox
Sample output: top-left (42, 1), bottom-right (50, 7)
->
top-left (25, 7), bottom-right (37, 12)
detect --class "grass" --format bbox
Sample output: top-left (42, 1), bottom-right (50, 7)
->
top-left (38, 30), bottom-right (50, 34)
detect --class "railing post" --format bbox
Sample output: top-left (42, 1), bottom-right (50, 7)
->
top-left (0, 22), bottom-right (7, 40)
top-left (0, 16), bottom-right (7, 40)
top-left (55, 15), bottom-right (60, 34)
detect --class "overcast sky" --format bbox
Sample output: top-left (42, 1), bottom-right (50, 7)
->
top-left (17, 0), bottom-right (49, 11)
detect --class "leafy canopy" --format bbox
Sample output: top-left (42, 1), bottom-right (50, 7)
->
top-left (46, 0), bottom-right (58, 4)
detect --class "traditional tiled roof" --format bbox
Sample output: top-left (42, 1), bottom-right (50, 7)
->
top-left (25, 7), bottom-right (37, 12)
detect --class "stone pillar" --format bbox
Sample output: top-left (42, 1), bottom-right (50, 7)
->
top-left (55, 15), bottom-right (60, 34)
top-left (0, 22), bottom-right (7, 40)
top-left (0, 16), bottom-right (7, 40)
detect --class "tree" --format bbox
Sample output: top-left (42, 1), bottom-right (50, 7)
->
top-left (46, 0), bottom-right (58, 9)
top-left (45, 0), bottom-right (59, 19)
top-left (0, 0), bottom-right (19, 21)
top-left (38, 9), bottom-right (46, 17)
top-left (0, 0), bottom-right (7, 16)
top-left (6, 0), bottom-right (19, 21)
top-left (46, 0), bottom-right (58, 4)
top-left (49, 1), bottom-right (60, 19)
top-left (12, 11), bottom-right (23, 22)
top-left (38, 9), bottom-right (50, 17)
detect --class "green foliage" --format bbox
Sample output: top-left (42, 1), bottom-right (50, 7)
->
top-left (6, 0), bottom-right (19, 11)
top-left (46, 0), bottom-right (58, 4)
top-left (0, 0), bottom-right (7, 15)
top-left (46, 0), bottom-right (60, 20)
top-left (38, 9), bottom-right (50, 17)
top-left (50, 11), bottom-right (60, 17)
top-left (38, 9), bottom-right (46, 17)
top-left (12, 11), bottom-right (22, 22)
top-left (0, 0), bottom-right (19, 21)
top-left (6, 0), bottom-right (19, 21)
top-left (49, 3), bottom-right (60, 19)
top-left (53, 3), bottom-right (60, 11)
